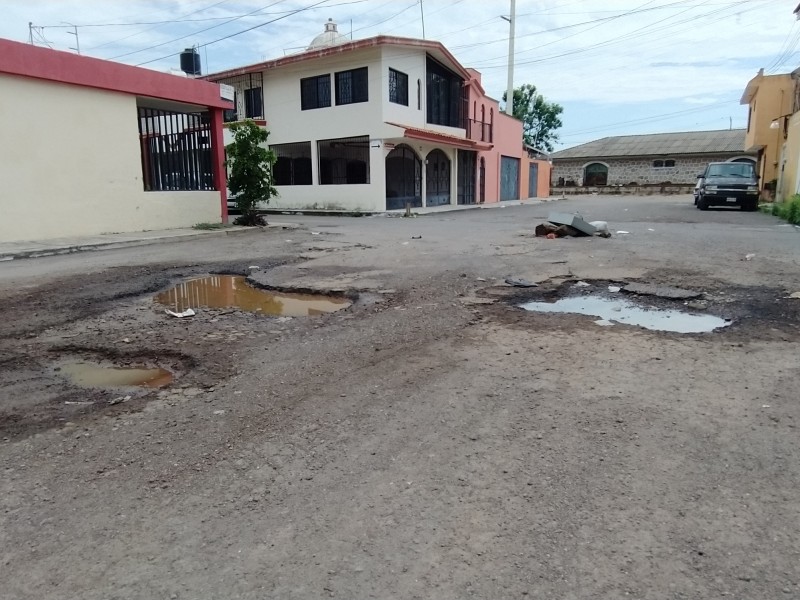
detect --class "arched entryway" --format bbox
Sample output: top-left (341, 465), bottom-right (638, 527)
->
top-left (426, 149), bottom-right (451, 206)
top-left (385, 144), bottom-right (422, 210)
top-left (584, 162), bottom-right (608, 186)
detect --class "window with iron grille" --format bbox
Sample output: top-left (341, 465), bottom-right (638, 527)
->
top-left (389, 68), bottom-right (408, 106)
top-left (271, 142), bottom-right (312, 186)
top-left (212, 72), bottom-right (263, 122)
top-left (653, 160), bottom-right (664, 168)
top-left (318, 135), bottom-right (370, 185)
top-left (244, 87), bottom-right (263, 118)
top-left (301, 74), bottom-right (331, 110)
top-left (426, 56), bottom-right (466, 128)
top-left (137, 106), bottom-right (215, 192)
top-left (335, 67), bottom-right (368, 105)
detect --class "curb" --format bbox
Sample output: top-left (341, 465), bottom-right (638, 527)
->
top-left (0, 226), bottom-right (270, 262)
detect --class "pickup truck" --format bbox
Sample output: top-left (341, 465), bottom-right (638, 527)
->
top-left (695, 162), bottom-right (759, 211)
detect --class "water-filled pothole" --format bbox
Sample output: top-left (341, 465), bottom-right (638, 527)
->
top-left (519, 295), bottom-right (731, 333)
top-left (155, 275), bottom-right (352, 316)
top-left (60, 362), bottom-right (174, 388)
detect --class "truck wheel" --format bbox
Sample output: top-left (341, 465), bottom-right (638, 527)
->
top-left (697, 196), bottom-right (709, 210)
top-left (743, 199), bottom-right (758, 212)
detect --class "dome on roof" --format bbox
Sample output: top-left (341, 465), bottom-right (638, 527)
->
top-left (307, 18), bottom-right (349, 50)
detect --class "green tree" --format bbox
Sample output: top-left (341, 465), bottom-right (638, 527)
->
top-left (225, 120), bottom-right (277, 226)
top-left (502, 84), bottom-right (564, 153)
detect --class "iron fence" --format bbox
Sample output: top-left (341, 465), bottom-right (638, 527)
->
top-left (137, 107), bottom-right (215, 192)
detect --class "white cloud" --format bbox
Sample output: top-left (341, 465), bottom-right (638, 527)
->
top-left (2, 0), bottom-right (795, 143)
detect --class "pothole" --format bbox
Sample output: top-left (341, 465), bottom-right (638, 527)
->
top-left (155, 275), bottom-right (352, 316)
top-left (519, 294), bottom-right (731, 333)
top-left (58, 362), bottom-right (174, 388)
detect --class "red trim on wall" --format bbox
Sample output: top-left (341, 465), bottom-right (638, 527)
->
top-left (0, 37), bottom-right (232, 109)
top-left (387, 122), bottom-right (492, 151)
top-left (210, 108), bottom-right (228, 224)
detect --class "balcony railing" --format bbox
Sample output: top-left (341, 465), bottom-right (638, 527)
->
top-left (466, 118), bottom-right (493, 143)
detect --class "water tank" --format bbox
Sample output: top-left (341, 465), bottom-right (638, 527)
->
top-left (180, 48), bottom-right (201, 76)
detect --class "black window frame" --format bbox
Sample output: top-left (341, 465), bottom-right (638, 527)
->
top-left (271, 142), bottom-right (313, 186)
top-left (244, 87), bottom-right (263, 119)
top-left (426, 56), bottom-right (466, 128)
top-left (301, 74), bottom-right (332, 111)
top-left (389, 68), bottom-right (409, 106)
top-left (335, 67), bottom-right (369, 106)
top-left (317, 135), bottom-right (370, 185)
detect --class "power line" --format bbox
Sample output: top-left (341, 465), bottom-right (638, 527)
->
top-left (135, 0), bottom-right (335, 67)
top-left (470, 0), bottom-right (764, 70)
top-left (559, 99), bottom-right (739, 138)
top-left (110, 0), bottom-right (291, 60)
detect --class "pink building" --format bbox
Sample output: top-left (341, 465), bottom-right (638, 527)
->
top-left (465, 69), bottom-right (550, 203)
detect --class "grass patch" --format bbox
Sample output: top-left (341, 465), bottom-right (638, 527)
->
top-left (192, 222), bottom-right (226, 230)
top-left (769, 194), bottom-right (800, 224)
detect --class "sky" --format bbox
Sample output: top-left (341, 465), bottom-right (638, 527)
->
top-left (3, 0), bottom-right (798, 149)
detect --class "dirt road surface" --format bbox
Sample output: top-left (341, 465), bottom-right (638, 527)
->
top-left (2, 195), bottom-right (800, 599)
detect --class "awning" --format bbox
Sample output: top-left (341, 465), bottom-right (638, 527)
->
top-left (385, 122), bottom-right (492, 151)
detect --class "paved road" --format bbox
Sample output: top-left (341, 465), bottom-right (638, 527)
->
top-left (2, 195), bottom-right (800, 599)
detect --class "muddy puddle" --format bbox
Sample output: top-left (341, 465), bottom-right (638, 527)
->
top-left (520, 295), bottom-right (731, 333)
top-left (155, 275), bottom-right (351, 317)
top-left (59, 362), bottom-right (174, 388)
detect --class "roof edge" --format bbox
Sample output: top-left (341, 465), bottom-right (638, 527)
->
top-left (205, 35), bottom-right (472, 81)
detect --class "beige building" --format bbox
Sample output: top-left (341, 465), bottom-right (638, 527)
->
top-left (740, 69), bottom-right (793, 190)
top-left (0, 38), bottom-right (232, 243)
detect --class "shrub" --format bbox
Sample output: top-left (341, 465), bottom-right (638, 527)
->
top-left (225, 120), bottom-right (277, 226)
top-left (771, 194), bottom-right (800, 224)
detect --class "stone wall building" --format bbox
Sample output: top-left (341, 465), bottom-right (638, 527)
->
top-left (550, 129), bottom-right (756, 192)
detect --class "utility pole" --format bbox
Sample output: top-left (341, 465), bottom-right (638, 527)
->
top-left (501, 0), bottom-right (516, 116)
top-left (65, 23), bottom-right (80, 54)
top-left (419, 0), bottom-right (426, 39)
top-left (729, 116), bottom-right (733, 130)
top-left (28, 21), bottom-right (33, 44)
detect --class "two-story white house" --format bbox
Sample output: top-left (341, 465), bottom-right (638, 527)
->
top-left (207, 20), bottom-right (502, 213)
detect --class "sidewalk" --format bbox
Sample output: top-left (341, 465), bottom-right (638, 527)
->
top-left (0, 224), bottom-right (291, 262)
top-left (0, 198), bottom-right (562, 261)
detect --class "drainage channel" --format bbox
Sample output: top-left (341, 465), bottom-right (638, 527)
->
top-left (519, 294), bottom-right (731, 333)
top-left (155, 275), bottom-right (351, 316)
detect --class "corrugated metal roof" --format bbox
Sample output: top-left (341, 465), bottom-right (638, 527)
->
top-left (551, 129), bottom-right (748, 160)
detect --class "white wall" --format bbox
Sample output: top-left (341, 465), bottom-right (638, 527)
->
top-left (0, 75), bottom-right (220, 242)
top-left (235, 45), bottom-right (471, 212)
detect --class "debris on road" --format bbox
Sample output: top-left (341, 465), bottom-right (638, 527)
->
top-left (622, 283), bottom-right (703, 300)
top-left (411, 235), bottom-right (422, 239)
top-left (165, 308), bottom-right (196, 318)
top-left (535, 212), bottom-right (613, 239)
top-left (744, 253), bottom-right (756, 261)
top-left (575, 281), bottom-right (591, 287)
top-left (608, 286), bottom-right (621, 293)
top-left (589, 220), bottom-right (612, 238)
top-left (547, 212), bottom-right (598, 236)
top-left (505, 277), bottom-right (539, 288)
top-left (616, 230), bottom-right (630, 235)
top-left (785, 291), bottom-right (800, 299)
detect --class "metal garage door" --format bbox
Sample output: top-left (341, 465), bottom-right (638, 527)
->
top-left (500, 156), bottom-right (520, 201)
top-left (528, 162), bottom-right (539, 198)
